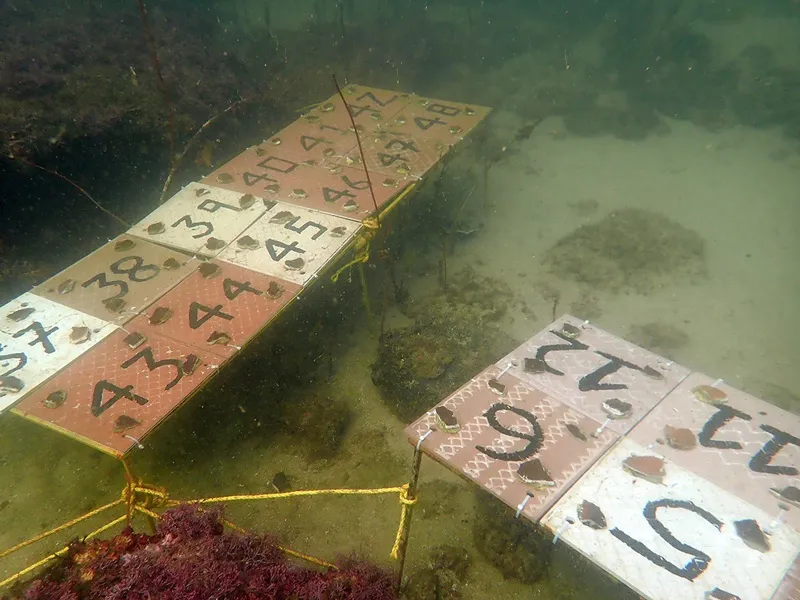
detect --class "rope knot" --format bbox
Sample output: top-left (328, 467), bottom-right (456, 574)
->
top-left (398, 484), bottom-right (417, 506)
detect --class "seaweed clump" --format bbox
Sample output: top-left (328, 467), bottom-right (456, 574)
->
top-left (472, 490), bottom-right (551, 583)
top-left (402, 544), bottom-right (471, 600)
top-left (12, 504), bottom-right (396, 600)
top-left (371, 268), bottom-right (517, 423)
top-left (543, 208), bottom-right (707, 293)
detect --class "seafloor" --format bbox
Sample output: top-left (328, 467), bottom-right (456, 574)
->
top-left (1, 1), bottom-right (799, 599)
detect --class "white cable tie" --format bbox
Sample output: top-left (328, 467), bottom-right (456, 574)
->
top-left (711, 378), bottom-right (724, 388)
top-left (496, 359), bottom-right (517, 379)
top-left (124, 435), bottom-right (144, 450)
top-left (416, 428), bottom-right (433, 452)
top-left (766, 504), bottom-right (788, 535)
top-left (515, 492), bottom-right (533, 518)
top-left (593, 418), bottom-right (612, 438)
top-left (553, 516), bottom-right (575, 545)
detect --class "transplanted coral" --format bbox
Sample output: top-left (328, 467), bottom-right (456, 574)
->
top-left (543, 208), bottom-right (707, 293)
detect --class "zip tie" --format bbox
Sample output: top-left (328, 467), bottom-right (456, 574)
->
top-left (711, 378), bottom-right (724, 388)
top-left (416, 429), bottom-right (433, 452)
top-left (515, 492), bottom-right (533, 518)
top-left (593, 418), bottom-right (612, 438)
top-left (496, 360), bottom-right (515, 379)
top-left (766, 503), bottom-right (789, 535)
top-left (124, 435), bottom-right (144, 450)
top-left (552, 516), bottom-right (575, 544)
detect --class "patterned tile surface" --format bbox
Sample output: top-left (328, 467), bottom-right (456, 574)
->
top-left (380, 95), bottom-right (492, 144)
top-left (201, 146), bottom-right (402, 220)
top-left (771, 552), bottom-right (800, 600)
top-left (33, 236), bottom-right (197, 325)
top-left (4, 84), bottom-right (490, 455)
top-left (332, 129), bottom-right (449, 180)
top-left (217, 202), bottom-right (360, 285)
top-left (500, 315), bottom-right (691, 435)
top-left (313, 84), bottom-right (412, 129)
top-left (0, 294), bottom-right (116, 413)
top-left (12, 327), bottom-right (218, 455)
top-left (542, 438), bottom-right (800, 600)
top-left (405, 365), bottom-right (618, 522)
top-left (132, 260), bottom-right (301, 359)
top-left (128, 182), bottom-right (269, 256)
top-left (627, 372), bottom-right (800, 532)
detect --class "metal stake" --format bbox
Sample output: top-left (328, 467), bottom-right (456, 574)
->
top-left (394, 439), bottom-right (426, 593)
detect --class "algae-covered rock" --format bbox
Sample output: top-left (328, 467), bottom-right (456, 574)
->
top-left (403, 544), bottom-right (471, 600)
top-left (371, 268), bottom-right (517, 423)
top-left (543, 208), bottom-right (707, 293)
top-left (473, 490), bottom-right (551, 583)
top-left (278, 392), bottom-right (353, 461)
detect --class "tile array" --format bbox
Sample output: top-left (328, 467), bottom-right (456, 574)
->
top-left (4, 86), bottom-right (490, 455)
top-left (405, 315), bottom-right (800, 600)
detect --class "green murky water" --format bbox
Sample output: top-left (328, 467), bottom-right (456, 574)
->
top-left (1, 1), bottom-right (799, 598)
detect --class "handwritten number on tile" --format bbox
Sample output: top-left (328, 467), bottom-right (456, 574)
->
top-left (698, 406), bottom-right (799, 476)
top-left (413, 116), bottom-right (447, 131)
top-left (0, 352), bottom-right (27, 377)
top-left (121, 347), bottom-right (183, 391)
top-left (12, 322), bottom-right (58, 354)
top-left (82, 255), bottom-right (159, 299)
top-left (172, 215), bottom-right (213, 238)
top-left (91, 380), bottom-right (148, 417)
top-left (188, 302), bottom-right (233, 330)
top-left (578, 351), bottom-right (644, 392)
top-left (749, 425), bottom-right (800, 476)
top-left (109, 256), bottom-right (160, 283)
top-left (82, 272), bottom-right (128, 299)
top-left (697, 405), bottom-right (752, 450)
top-left (242, 171), bottom-right (276, 187)
top-left (355, 91), bottom-right (398, 107)
top-left (284, 217), bottom-right (327, 240)
top-left (477, 403), bottom-right (544, 462)
top-left (265, 239), bottom-right (305, 262)
top-left (533, 331), bottom-right (589, 376)
top-left (222, 278), bottom-right (262, 301)
top-left (339, 175), bottom-right (370, 190)
top-left (426, 103), bottom-right (461, 117)
top-left (322, 187), bottom-right (358, 204)
top-left (610, 499), bottom-right (722, 581)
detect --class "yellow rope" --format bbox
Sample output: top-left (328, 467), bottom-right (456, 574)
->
top-left (0, 483), bottom-right (415, 590)
top-left (0, 514), bottom-right (128, 590)
top-left (0, 546), bottom-right (71, 590)
top-left (0, 497), bottom-right (124, 559)
top-left (329, 183), bottom-right (416, 285)
top-left (180, 485), bottom-right (407, 505)
top-left (331, 236), bottom-right (371, 283)
top-left (390, 484), bottom-right (418, 560)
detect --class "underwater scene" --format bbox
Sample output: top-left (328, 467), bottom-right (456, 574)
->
top-left (1, 0), bottom-right (800, 598)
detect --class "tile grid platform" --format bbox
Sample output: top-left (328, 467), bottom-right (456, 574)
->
top-left (1, 85), bottom-right (491, 456)
top-left (405, 314), bottom-right (800, 600)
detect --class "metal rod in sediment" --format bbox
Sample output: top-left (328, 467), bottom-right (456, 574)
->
top-left (394, 440), bottom-right (426, 593)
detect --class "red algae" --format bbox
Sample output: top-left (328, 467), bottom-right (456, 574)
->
top-left (9, 504), bottom-right (396, 600)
